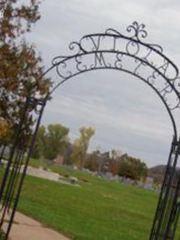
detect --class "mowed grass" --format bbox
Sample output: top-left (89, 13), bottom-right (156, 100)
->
top-left (17, 166), bottom-right (166, 240)
top-left (18, 168), bottom-right (180, 240)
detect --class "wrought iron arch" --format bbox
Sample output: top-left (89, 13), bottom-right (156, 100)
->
top-left (50, 61), bottom-right (178, 139)
top-left (0, 22), bottom-right (180, 240)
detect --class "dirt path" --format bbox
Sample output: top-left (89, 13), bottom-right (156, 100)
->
top-left (6, 212), bottom-right (70, 240)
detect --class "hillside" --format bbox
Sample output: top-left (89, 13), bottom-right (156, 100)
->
top-left (148, 165), bottom-right (166, 184)
top-left (148, 165), bottom-right (180, 184)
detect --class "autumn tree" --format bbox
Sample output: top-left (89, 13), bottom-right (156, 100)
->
top-left (71, 127), bottom-right (95, 169)
top-left (0, 0), bottom-right (50, 144)
top-left (44, 124), bottom-right (69, 160)
top-left (85, 150), bottom-right (101, 172)
top-left (0, 118), bottom-right (10, 141)
top-left (32, 124), bottom-right (69, 160)
top-left (118, 154), bottom-right (148, 181)
top-left (31, 125), bottom-right (46, 159)
top-left (85, 150), bottom-right (113, 174)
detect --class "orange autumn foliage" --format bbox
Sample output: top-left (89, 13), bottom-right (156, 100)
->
top-left (0, 118), bottom-right (10, 140)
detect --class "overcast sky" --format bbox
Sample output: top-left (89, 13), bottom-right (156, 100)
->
top-left (29, 0), bottom-right (180, 167)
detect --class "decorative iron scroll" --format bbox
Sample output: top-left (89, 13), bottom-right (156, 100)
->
top-left (51, 22), bottom-right (180, 115)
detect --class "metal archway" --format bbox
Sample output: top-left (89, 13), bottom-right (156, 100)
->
top-left (0, 22), bottom-right (179, 239)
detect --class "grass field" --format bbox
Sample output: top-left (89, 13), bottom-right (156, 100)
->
top-left (16, 165), bottom-right (179, 240)
top-left (0, 162), bottom-right (179, 240)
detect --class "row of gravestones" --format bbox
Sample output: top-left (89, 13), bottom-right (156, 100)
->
top-left (80, 167), bottom-right (160, 191)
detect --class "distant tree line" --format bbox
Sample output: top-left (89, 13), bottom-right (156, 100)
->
top-left (32, 123), bottom-right (148, 181)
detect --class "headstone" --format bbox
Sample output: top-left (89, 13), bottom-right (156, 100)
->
top-left (69, 176), bottom-right (78, 184)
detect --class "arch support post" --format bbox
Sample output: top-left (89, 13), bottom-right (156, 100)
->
top-left (150, 137), bottom-right (180, 239)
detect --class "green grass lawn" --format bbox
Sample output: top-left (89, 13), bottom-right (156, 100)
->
top-left (0, 163), bottom-right (179, 239)
top-left (17, 164), bottom-right (180, 240)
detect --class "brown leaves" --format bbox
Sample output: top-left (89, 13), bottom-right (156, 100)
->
top-left (0, 0), bottom-right (50, 143)
top-left (0, 118), bottom-right (10, 140)
top-left (0, 0), bottom-right (42, 39)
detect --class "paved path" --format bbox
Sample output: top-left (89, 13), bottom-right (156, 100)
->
top-left (7, 212), bottom-right (70, 240)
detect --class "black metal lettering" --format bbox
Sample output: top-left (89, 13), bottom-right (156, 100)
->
top-left (88, 36), bottom-right (101, 51)
top-left (115, 53), bottom-right (123, 69)
top-left (75, 55), bottom-right (87, 72)
top-left (93, 52), bottom-right (108, 68)
top-left (157, 60), bottom-right (169, 76)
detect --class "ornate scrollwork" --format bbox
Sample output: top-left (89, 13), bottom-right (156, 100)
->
top-left (105, 22), bottom-right (148, 42)
top-left (49, 21), bottom-right (180, 123)
top-left (127, 21), bottom-right (148, 41)
top-left (105, 28), bottom-right (123, 36)
top-left (52, 56), bottom-right (67, 66)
